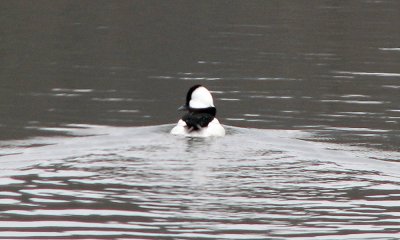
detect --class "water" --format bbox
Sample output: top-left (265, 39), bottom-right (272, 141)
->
top-left (1, 1), bottom-right (400, 239)
top-left (2, 125), bottom-right (400, 239)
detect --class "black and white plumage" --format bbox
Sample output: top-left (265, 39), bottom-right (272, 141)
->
top-left (171, 85), bottom-right (225, 137)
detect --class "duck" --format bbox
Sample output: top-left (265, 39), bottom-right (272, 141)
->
top-left (171, 85), bottom-right (225, 137)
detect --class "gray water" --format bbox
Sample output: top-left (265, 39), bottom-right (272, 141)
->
top-left (1, 1), bottom-right (400, 239)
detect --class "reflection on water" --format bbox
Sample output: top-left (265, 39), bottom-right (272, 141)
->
top-left (1, 124), bottom-right (400, 239)
top-left (1, 1), bottom-right (400, 239)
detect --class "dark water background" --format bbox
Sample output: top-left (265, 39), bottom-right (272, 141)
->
top-left (1, 0), bottom-right (399, 149)
top-left (1, 1), bottom-right (400, 239)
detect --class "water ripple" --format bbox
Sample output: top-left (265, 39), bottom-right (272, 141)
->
top-left (0, 125), bottom-right (400, 239)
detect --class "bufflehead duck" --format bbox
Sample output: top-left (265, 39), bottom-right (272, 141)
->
top-left (171, 85), bottom-right (225, 137)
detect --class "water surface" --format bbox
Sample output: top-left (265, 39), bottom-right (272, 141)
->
top-left (1, 1), bottom-right (400, 239)
top-left (1, 124), bottom-right (400, 239)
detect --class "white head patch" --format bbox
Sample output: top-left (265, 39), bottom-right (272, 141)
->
top-left (189, 86), bottom-right (215, 109)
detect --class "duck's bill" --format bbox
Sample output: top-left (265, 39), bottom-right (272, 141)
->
top-left (177, 105), bottom-right (188, 111)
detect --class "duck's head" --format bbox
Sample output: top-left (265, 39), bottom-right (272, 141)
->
top-left (178, 85), bottom-right (215, 111)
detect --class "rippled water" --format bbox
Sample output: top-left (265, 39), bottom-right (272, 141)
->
top-left (1, 1), bottom-right (400, 239)
top-left (1, 124), bottom-right (400, 239)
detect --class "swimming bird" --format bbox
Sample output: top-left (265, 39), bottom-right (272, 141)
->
top-left (171, 85), bottom-right (225, 137)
